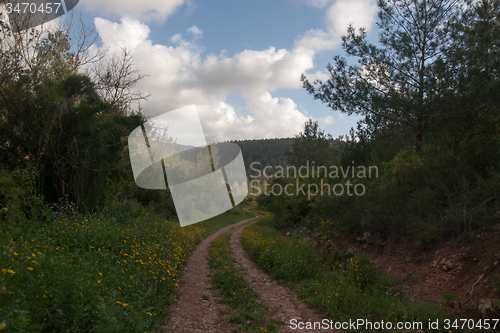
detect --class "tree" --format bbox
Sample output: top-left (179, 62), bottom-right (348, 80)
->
top-left (39, 74), bottom-right (144, 209)
top-left (301, 0), bottom-right (466, 155)
top-left (286, 119), bottom-right (337, 171)
top-left (0, 14), bottom-right (147, 211)
top-left (445, 0), bottom-right (500, 120)
top-left (89, 47), bottom-right (150, 112)
top-left (0, 14), bottom-right (104, 171)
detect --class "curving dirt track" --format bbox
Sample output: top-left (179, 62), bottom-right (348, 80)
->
top-left (161, 216), bottom-right (258, 333)
top-left (229, 218), bottom-right (336, 333)
top-left (162, 213), bottom-right (338, 332)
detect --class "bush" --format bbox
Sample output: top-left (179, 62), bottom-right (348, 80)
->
top-left (0, 169), bottom-right (50, 230)
top-left (0, 209), bottom-right (204, 332)
top-left (241, 216), bottom-right (449, 331)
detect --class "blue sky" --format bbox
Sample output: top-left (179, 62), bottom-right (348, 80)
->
top-left (67, 0), bottom-right (380, 142)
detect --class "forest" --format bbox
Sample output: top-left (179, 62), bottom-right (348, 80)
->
top-left (231, 138), bottom-right (294, 175)
top-left (257, 0), bottom-right (500, 246)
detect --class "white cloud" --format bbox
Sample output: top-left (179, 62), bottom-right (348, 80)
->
top-left (326, 0), bottom-right (378, 36)
top-left (187, 25), bottom-right (203, 38)
top-left (295, 29), bottom-right (339, 51)
top-left (319, 115), bottom-right (336, 126)
top-left (95, 17), bottom-right (151, 50)
top-left (82, 0), bottom-right (186, 22)
top-left (93, 17), bottom-right (319, 141)
top-left (199, 93), bottom-right (309, 142)
top-left (193, 47), bottom-right (315, 98)
top-left (306, 70), bottom-right (330, 83)
top-left (295, 0), bottom-right (378, 51)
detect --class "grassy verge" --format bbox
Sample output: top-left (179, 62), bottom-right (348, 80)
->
top-left (197, 207), bottom-right (254, 238)
top-left (0, 204), bottom-right (252, 332)
top-left (208, 233), bottom-right (279, 332)
top-left (241, 215), bottom-right (451, 333)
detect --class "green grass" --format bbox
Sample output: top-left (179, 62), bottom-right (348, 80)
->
top-left (241, 215), bottom-right (450, 333)
top-left (198, 207), bottom-right (254, 238)
top-left (208, 233), bottom-right (279, 332)
top-left (0, 204), bottom-right (252, 332)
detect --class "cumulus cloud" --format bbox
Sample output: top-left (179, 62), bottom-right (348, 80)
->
top-left (294, 29), bottom-right (339, 51)
top-left (82, 0), bottom-right (186, 22)
top-left (326, 0), bottom-right (378, 36)
top-left (295, 0), bottom-right (378, 51)
top-left (186, 25), bottom-right (203, 38)
top-left (199, 93), bottom-right (309, 142)
top-left (193, 47), bottom-right (315, 98)
top-left (319, 115), bottom-right (336, 127)
top-left (93, 17), bottom-right (319, 141)
top-left (95, 17), bottom-right (151, 50)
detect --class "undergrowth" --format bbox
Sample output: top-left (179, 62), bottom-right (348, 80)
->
top-left (241, 215), bottom-right (451, 332)
top-left (0, 204), bottom-right (252, 332)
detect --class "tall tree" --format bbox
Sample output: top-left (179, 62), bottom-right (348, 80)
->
top-left (301, 0), bottom-right (465, 155)
top-left (286, 119), bottom-right (337, 170)
top-left (0, 15), bottom-right (147, 210)
top-left (89, 48), bottom-right (150, 112)
top-left (445, 0), bottom-right (500, 115)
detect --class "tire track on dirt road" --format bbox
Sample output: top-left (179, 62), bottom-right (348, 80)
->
top-left (229, 218), bottom-right (340, 333)
top-left (162, 212), bottom-right (339, 332)
top-left (162, 215), bottom-right (259, 333)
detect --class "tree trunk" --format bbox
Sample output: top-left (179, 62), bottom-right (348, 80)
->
top-left (415, 127), bottom-right (423, 156)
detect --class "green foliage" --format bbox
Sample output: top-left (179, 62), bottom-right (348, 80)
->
top-left (242, 219), bottom-right (323, 282)
top-left (286, 0), bottom-right (500, 244)
top-left (0, 170), bottom-right (32, 227)
top-left (231, 138), bottom-right (294, 176)
top-left (0, 169), bottom-right (52, 230)
top-left (302, 0), bottom-right (465, 154)
top-left (492, 298), bottom-right (500, 311)
top-left (241, 216), bottom-right (449, 331)
top-left (1, 70), bottom-right (144, 212)
top-left (0, 204), bottom-right (252, 332)
top-left (104, 138), bottom-right (177, 220)
top-left (39, 74), bottom-right (144, 211)
top-left (286, 119), bottom-right (339, 169)
top-left (0, 18), bottom-right (148, 213)
top-left (0, 212), bottom-right (201, 332)
top-left (491, 274), bottom-right (500, 292)
top-left (262, 177), bottom-right (312, 229)
top-left (445, 0), bottom-right (500, 113)
top-left (267, 133), bottom-right (500, 242)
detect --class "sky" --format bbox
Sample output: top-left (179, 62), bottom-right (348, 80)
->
top-left (8, 0), bottom-right (381, 143)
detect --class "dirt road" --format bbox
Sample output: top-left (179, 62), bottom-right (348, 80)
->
top-left (162, 213), bottom-right (338, 332)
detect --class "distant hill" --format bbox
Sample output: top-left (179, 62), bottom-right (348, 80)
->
top-left (168, 138), bottom-right (295, 177)
top-left (230, 138), bottom-right (295, 176)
